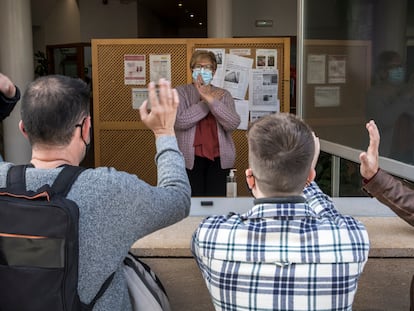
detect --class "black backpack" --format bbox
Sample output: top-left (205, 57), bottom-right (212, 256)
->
top-left (0, 165), bottom-right (114, 311)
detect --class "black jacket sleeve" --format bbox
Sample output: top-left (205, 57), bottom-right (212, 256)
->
top-left (0, 86), bottom-right (20, 121)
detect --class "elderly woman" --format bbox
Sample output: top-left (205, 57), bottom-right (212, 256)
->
top-left (175, 50), bottom-right (240, 197)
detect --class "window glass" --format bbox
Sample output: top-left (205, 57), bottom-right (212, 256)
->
top-left (298, 0), bottom-right (414, 188)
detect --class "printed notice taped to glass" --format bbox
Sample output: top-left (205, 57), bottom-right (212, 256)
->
top-left (314, 86), bottom-right (340, 107)
top-left (307, 54), bottom-right (326, 84)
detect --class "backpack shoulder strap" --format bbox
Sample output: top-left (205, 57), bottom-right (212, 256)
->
top-left (6, 165), bottom-right (30, 192)
top-left (5, 164), bottom-right (85, 196)
top-left (51, 165), bottom-right (86, 196)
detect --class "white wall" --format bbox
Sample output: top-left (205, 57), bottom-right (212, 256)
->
top-left (79, 0), bottom-right (137, 41)
top-left (31, 0), bottom-right (81, 51)
top-left (45, 0), bottom-right (81, 44)
top-left (32, 0), bottom-right (137, 49)
top-left (232, 0), bottom-right (297, 37)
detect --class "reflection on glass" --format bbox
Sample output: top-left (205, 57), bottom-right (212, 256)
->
top-left (366, 50), bottom-right (414, 163)
top-left (300, 0), bottom-right (414, 167)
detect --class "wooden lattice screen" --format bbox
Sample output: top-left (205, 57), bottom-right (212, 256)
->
top-left (92, 38), bottom-right (290, 196)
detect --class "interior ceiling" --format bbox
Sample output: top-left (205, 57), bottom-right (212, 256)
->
top-left (30, 0), bottom-right (207, 27)
top-left (31, 0), bottom-right (207, 28)
top-left (138, 0), bottom-right (207, 27)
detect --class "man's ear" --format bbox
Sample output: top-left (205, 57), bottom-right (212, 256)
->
top-left (18, 120), bottom-right (28, 139)
top-left (245, 168), bottom-right (255, 189)
top-left (306, 168), bottom-right (316, 185)
top-left (83, 116), bottom-right (92, 144)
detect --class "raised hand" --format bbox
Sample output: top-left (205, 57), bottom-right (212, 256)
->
top-left (139, 78), bottom-right (179, 138)
top-left (359, 120), bottom-right (380, 180)
top-left (0, 73), bottom-right (16, 99)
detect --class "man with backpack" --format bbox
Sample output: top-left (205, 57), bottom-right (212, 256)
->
top-left (0, 75), bottom-right (191, 310)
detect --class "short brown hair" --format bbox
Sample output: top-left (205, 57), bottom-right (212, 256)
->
top-left (21, 75), bottom-right (90, 146)
top-left (189, 50), bottom-right (217, 71)
top-left (247, 113), bottom-right (315, 195)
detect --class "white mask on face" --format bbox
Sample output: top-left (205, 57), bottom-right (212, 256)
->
top-left (388, 66), bottom-right (405, 85)
top-left (192, 68), bottom-right (213, 85)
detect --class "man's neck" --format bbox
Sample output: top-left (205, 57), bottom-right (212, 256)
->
top-left (30, 158), bottom-right (77, 169)
top-left (254, 196), bottom-right (306, 205)
top-left (30, 146), bottom-right (80, 168)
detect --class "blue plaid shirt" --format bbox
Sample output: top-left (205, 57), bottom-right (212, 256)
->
top-left (191, 182), bottom-right (370, 311)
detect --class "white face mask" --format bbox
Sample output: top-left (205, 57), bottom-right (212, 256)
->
top-left (192, 68), bottom-right (213, 85)
top-left (388, 67), bottom-right (405, 85)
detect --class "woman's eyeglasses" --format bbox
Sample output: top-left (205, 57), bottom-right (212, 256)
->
top-left (193, 64), bottom-right (214, 70)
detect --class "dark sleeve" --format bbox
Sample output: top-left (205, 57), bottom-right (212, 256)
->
top-left (0, 86), bottom-right (20, 121)
top-left (363, 169), bottom-right (414, 226)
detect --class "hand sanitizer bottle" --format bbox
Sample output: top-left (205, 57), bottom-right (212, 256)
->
top-left (226, 169), bottom-right (237, 197)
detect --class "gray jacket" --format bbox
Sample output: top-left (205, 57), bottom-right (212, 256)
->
top-left (0, 136), bottom-right (191, 311)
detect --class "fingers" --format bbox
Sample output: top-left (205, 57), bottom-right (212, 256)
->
top-left (148, 80), bottom-right (158, 107)
top-left (0, 73), bottom-right (16, 98)
top-left (142, 78), bottom-right (177, 110)
top-left (155, 78), bottom-right (175, 106)
top-left (157, 78), bottom-right (167, 104)
top-left (366, 120), bottom-right (379, 157)
top-left (138, 81), bottom-right (156, 119)
top-left (139, 78), bottom-right (178, 138)
top-left (360, 120), bottom-right (380, 180)
top-left (139, 99), bottom-right (150, 119)
top-left (359, 150), bottom-right (377, 180)
top-left (359, 152), bottom-right (367, 166)
top-left (367, 120), bottom-right (380, 140)
top-left (359, 151), bottom-right (368, 177)
top-left (172, 88), bottom-right (179, 109)
top-left (194, 78), bottom-right (202, 90)
top-left (140, 79), bottom-right (173, 115)
top-left (197, 74), bottom-right (204, 85)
